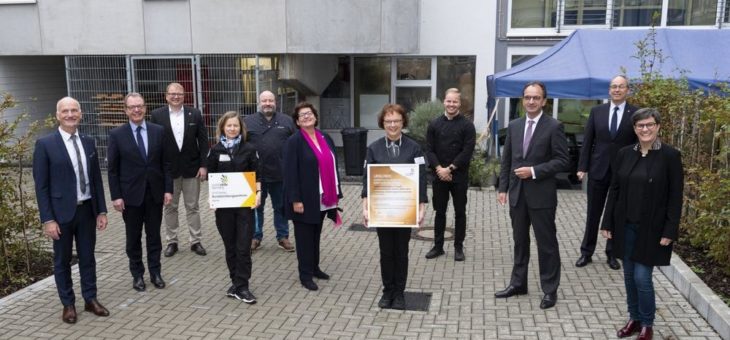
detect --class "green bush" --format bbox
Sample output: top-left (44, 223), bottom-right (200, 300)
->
top-left (405, 100), bottom-right (442, 145)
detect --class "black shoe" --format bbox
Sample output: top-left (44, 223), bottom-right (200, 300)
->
top-left (164, 243), bottom-right (178, 257)
top-left (377, 293), bottom-right (393, 309)
top-left (454, 247), bottom-right (465, 262)
top-left (494, 285), bottom-right (527, 298)
top-left (301, 280), bottom-right (318, 291)
top-left (425, 247), bottom-right (445, 259)
top-left (191, 243), bottom-right (207, 256)
top-left (132, 277), bottom-right (146, 292)
top-left (575, 255), bottom-right (592, 267)
top-left (150, 274), bottom-right (166, 289)
top-left (540, 293), bottom-right (557, 309)
top-left (313, 270), bottom-right (330, 280)
top-left (607, 256), bottom-right (621, 270)
top-left (391, 293), bottom-right (406, 310)
top-left (226, 286), bottom-right (236, 298)
top-left (234, 289), bottom-right (257, 304)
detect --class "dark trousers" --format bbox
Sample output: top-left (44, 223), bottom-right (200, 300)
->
top-left (580, 175), bottom-right (613, 257)
top-left (122, 185), bottom-right (163, 279)
top-left (509, 192), bottom-right (561, 295)
top-left (377, 228), bottom-right (411, 297)
top-left (53, 200), bottom-right (97, 306)
top-left (215, 208), bottom-right (254, 290)
top-left (254, 181), bottom-right (289, 241)
top-left (293, 212), bottom-right (325, 282)
top-left (432, 179), bottom-right (468, 249)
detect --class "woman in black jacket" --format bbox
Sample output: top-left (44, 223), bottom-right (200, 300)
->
top-left (282, 102), bottom-right (343, 291)
top-left (362, 104), bottom-right (427, 310)
top-left (207, 111), bottom-right (261, 304)
top-left (601, 108), bottom-right (684, 340)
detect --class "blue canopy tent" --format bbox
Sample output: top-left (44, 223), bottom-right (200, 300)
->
top-left (485, 28), bottom-right (730, 156)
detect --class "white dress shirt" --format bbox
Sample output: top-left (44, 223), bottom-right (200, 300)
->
top-left (169, 105), bottom-right (185, 151)
top-left (58, 127), bottom-right (91, 202)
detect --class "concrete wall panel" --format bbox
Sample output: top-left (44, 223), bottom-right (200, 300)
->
top-left (190, 0), bottom-right (286, 53)
top-left (0, 4), bottom-right (42, 55)
top-left (143, 0), bottom-right (193, 53)
top-left (380, 0), bottom-right (419, 53)
top-left (38, 0), bottom-right (145, 54)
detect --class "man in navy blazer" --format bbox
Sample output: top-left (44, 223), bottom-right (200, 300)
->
top-left (33, 97), bottom-right (110, 324)
top-left (150, 82), bottom-right (209, 258)
top-left (496, 82), bottom-right (569, 310)
top-left (575, 75), bottom-right (638, 270)
top-left (108, 93), bottom-right (173, 292)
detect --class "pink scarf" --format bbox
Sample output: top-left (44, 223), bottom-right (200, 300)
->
top-left (300, 129), bottom-right (338, 207)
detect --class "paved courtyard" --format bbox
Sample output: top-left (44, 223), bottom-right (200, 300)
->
top-left (0, 181), bottom-right (722, 339)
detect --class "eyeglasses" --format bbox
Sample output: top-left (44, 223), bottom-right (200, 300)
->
top-left (166, 93), bottom-right (184, 97)
top-left (384, 119), bottom-right (403, 125)
top-left (298, 111), bottom-right (314, 117)
top-left (523, 95), bottom-right (543, 102)
top-left (610, 84), bottom-right (628, 90)
top-left (634, 122), bottom-right (657, 130)
top-left (126, 105), bottom-right (145, 110)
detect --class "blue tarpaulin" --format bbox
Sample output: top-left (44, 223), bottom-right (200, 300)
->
top-left (487, 28), bottom-right (730, 102)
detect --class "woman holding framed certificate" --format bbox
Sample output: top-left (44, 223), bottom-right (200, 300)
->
top-left (207, 111), bottom-right (261, 304)
top-left (282, 102), bottom-right (343, 292)
top-left (362, 104), bottom-right (428, 310)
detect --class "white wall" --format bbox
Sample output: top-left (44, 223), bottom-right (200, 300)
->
top-left (419, 0), bottom-right (497, 135)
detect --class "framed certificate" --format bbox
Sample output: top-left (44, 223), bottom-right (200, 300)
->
top-left (367, 164), bottom-right (419, 228)
top-left (208, 172), bottom-right (256, 208)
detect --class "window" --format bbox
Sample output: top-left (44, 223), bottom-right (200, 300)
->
top-left (668, 0), bottom-right (718, 25)
top-left (511, 0), bottom-right (558, 28)
top-left (564, 0), bottom-right (608, 25)
top-left (394, 57), bottom-right (433, 113)
top-left (724, 0), bottom-right (730, 23)
top-left (354, 57), bottom-right (390, 128)
top-left (612, 0), bottom-right (663, 26)
top-left (436, 56), bottom-right (476, 120)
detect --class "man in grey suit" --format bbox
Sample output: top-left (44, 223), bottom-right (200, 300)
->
top-left (495, 81), bottom-right (569, 310)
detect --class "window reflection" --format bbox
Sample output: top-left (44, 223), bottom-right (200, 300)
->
top-left (668, 0), bottom-right (718, 25)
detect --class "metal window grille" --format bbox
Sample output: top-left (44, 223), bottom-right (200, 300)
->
top-left (67, 54), bottom-right (297, 168)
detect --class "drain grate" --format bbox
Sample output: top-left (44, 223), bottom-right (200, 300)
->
top-left (403, 292), bottom-right (432, 311)
top-left (411, 226), bottom-right (455, 241)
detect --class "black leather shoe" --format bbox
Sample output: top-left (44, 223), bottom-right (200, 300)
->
top-left (425, 247), bottom-right (445, 259)
top-left (164, 243), bottom-right (178, 257)
top-left (454, 247), bottom-right (465, 262)
top-left (313, 270), bottom-right (330, 280)
top-left (494, 285), bottom-right (527, 298)
top-left (575, 255), bottom-right (592, 267)
top-left (132, 277), bottom-right (146, 292)
top-left (62, 305), bottom-right (77, 324)
top-left (301, 280), bottom-right (318, 291)
top-left (150, 274), bottom-right (166, 289)
top-left (607, 256), bottom-right (621, 270)
top-left (191, 243), bottom-right (207, 256)
top-left (377, 294), bottom-right (393, 309)
top-left (540, 293), bottom-right (557, 309)
top-left (391, 293), bottom-right (406, 310)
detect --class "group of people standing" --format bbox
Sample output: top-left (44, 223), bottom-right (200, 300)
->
top-left (33, 78), bottom-right (683, 339)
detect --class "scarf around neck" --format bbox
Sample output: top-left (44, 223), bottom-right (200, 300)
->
top-left (220, 135), bottom-right (241, 150)
top-left (300, 129), bottom-right (338, 207)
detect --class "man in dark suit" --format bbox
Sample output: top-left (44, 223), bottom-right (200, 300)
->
top-left (575, 75), bottom-right (638, 270)
top-left (33, 96), bottom-right (110, 324)
top-left (150, 82), bottom-right (209, 258)
top-left (495, 81), bottom-right (569, 310)
top-left (108, 93), bottom-right (173, 292)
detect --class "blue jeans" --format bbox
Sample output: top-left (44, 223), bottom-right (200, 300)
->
top-left (623, 223), bottom-right (655, 327)
top-left (254, 181), bottom-right (289, 241)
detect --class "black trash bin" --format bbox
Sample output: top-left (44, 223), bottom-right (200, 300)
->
top-left (340, 127), bottom-right (368, 176)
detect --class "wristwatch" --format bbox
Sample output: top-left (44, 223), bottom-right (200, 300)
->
top-left (448, 165), bottom-right (456, 171)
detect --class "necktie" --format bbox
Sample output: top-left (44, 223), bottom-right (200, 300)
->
top-left (610, 106), bottom-right (619, 139)
top-left (136, 126), bottom-right (147, 162)
top-left (70, 135), bottom-right (88, 195)
top-left (523, 120), bottom-right (534, 157)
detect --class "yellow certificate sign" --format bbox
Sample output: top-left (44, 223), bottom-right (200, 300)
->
top-left (208, 172), bottom-right (256, 208)
top-left (367, 164), bottom-right (419, 228)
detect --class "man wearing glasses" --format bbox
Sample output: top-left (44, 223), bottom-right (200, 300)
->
top-left (108, 93), bottom-right (173, 292)
top-left (574, 75), bottom-right (638, 270)
top-left (495, 81), bottom-right (569, 309)
top-left (151, 83), bottom-right (209, 258)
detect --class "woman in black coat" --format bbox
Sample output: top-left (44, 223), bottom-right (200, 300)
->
top-left (207, 111), bottom-right (261, 304)
top-left (282, 102), bottom-right (343, 291)
top-left (601, 108), bottom-right (684, 340)
top-left (362, 104), bottom-right (427, 310)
